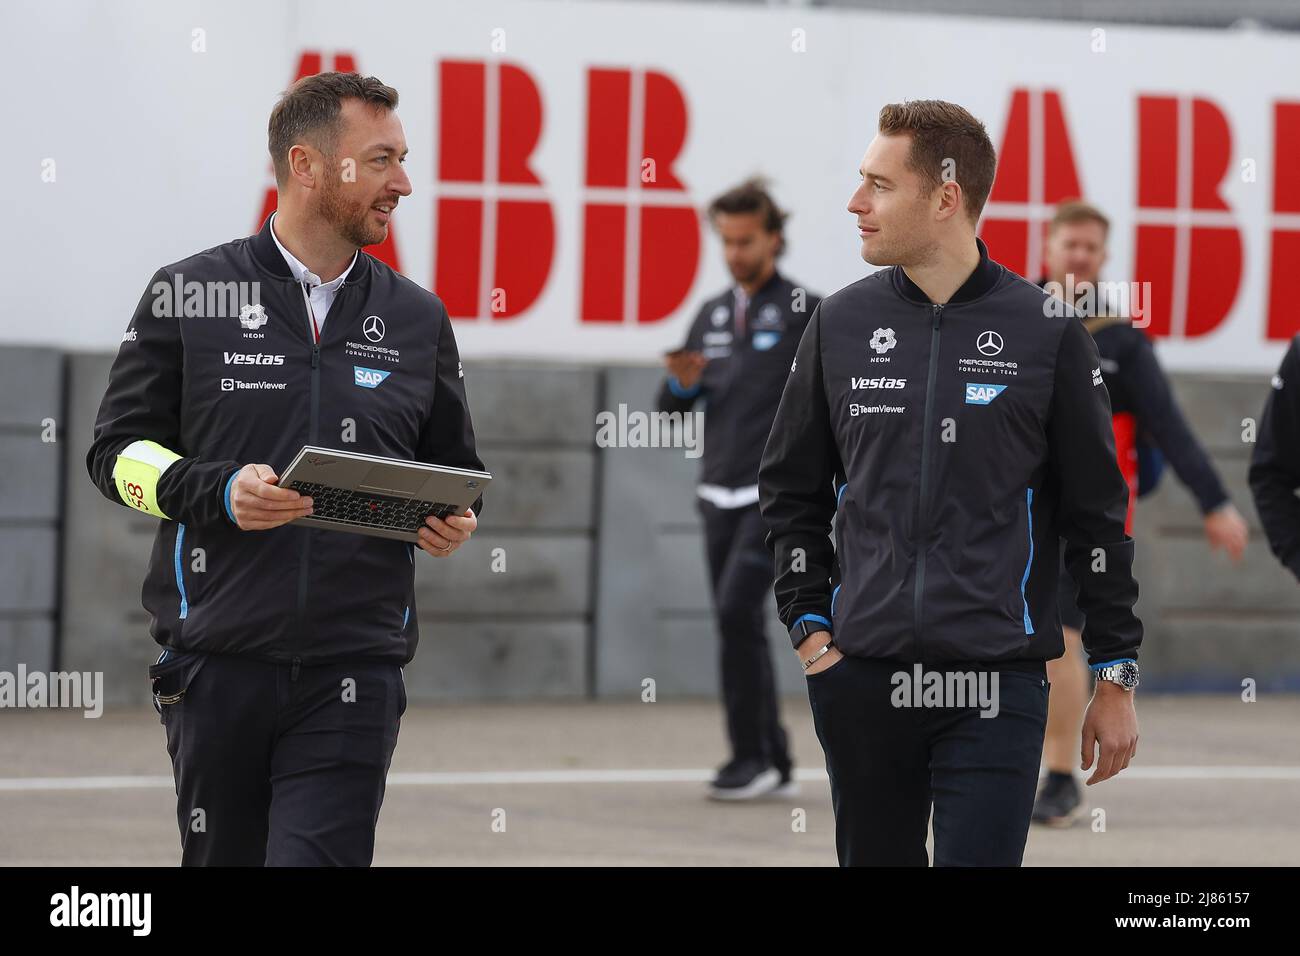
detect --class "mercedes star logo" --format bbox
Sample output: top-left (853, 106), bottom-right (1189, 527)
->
top-left (363, 315), bottom-right (386, 343)
top-left (976, 330), bottom-right (1004, 356)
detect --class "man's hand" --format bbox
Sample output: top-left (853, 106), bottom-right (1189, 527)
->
top-left (229, 463), bottom-right (312, 531)
top-left (418, 507), bottom-right (477, 558)
top-left (1080, 681), bottom-right (1138, 785)
top-left (664, 349), bottom-right (708, 391)
top-left (798, 630), bottom-right (842, 676)
top-left (1204, 502), bottom-right (1249, 562)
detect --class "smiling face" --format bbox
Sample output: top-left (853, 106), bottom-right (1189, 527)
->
top-left (315, 98), bottom-right (412, 249)
top-left (846, 132), bottom-right (946, 268)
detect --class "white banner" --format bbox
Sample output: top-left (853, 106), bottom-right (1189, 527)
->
top-left (4, 0), bottom-right (1299, 371)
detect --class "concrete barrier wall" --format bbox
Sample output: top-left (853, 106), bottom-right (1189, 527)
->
top-left (0, 348), bottom-right (63, 677)
top-left (2, 347), bottom-right (1297, 703)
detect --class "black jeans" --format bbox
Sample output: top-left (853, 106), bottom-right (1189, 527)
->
top-left (150, 650), bottom-right (406, 866)
top-left (699, 499), bottom-right (792, 771)
top-left (805, 654), bottom-right (1049, 866)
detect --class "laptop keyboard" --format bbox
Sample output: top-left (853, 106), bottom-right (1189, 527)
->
top-left (287, 480), bottom-right (457, 533)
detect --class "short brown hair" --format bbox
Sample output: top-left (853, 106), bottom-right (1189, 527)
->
top-left (877, 100), bottom-right (998, 222)
top-left (708, 177), bottom-right (789, 254)
top-left (268, 72), bottom-right (400, 186)
top-left (1050, 199), bottom-right (1110, 236)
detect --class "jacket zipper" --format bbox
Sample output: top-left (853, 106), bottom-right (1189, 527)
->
top-left (295, 281), bottom-right (327, 658)
top-left (913, 303), bottom-right (944, 659)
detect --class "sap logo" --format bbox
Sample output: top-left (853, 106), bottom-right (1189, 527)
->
top-left (354, 366), bottom-right (391, 389)
top-left (752, 331), bottom-right (781, 351)
top-left (223, 352), bottom-right (285, 365)
top-left (851, 376), bottom-right (907, 389)
top-left (965, 383), bottom-right (1007, 405)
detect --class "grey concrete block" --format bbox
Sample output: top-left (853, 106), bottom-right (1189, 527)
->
top-left (0, 528), bottom-right (58, 612)
top-left (413, 533), bottom-right (591, 617)
top-left (469, 363), bottom-right (600, 447)
top-left (0, 617), bottom-right (56, 672)
top-left (1135, 618), bottom-right (1300, 691)
top-left (474, 446), bottom-right (595, 531)
top-left (0, 347), bottom-right (63, 428)
top-left (402, 621), bottom-right (587, 700)
top-left (0, 432), bottom-right (63, 521)
top-left (1167, 373), bottom-right (1274, 455)
top-left (1137, 535), bottom-right (1300, 611)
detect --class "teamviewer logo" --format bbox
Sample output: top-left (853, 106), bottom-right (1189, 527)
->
top-left (221, 378), bottom-right (234, 391)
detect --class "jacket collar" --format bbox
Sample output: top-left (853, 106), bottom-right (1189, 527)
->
top-left (250, 212), bottom-right (369, 287)
top-left (892, 237), bottom-right (1001, 306)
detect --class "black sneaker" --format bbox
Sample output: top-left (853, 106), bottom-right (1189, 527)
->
top-left (771, 763), bottom-right (800, 799)
top-left (1031, 771), bottom-right (1085, 827)
top-left (707, 758), bottom-right (780, 801)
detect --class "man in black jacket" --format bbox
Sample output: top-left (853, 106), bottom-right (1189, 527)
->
top-left (759, 101), bottom-right (1141, 866)
top-left (1032, 200), bottom-right (1247, 827)
top-left (1250, 336), bottom-right (1300, 580)
top-left (87, 72), bottom-right (485, 866)
top-left (657, 179), bottom-right (819, 800)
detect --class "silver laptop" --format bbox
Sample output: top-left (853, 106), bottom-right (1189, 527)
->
top-left (279, 445), bottom-right (492, 543)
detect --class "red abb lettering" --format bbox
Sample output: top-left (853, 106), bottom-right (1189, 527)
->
top-left (433, 60), bottom-right (555, 321)
top-left (979, 89), bottom-right (1082, 280)
top-left (255, 52), bottom-right (404, 273)
top-left (1267, 102), bottom-right (1300, 340)
top-left (581, 68), bottom-right (699, 323)
top-left (1134, 95), bottom-right (1242, 338)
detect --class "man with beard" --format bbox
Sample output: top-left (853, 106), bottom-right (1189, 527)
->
top-left (657, 179), bottom-right (819, 800)
top-left (87, 72), bottom-right (486, 865)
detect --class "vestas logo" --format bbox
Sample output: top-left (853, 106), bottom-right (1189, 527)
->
top-left (965, 383), bottom-right (1007, 405)
top-left (852, 376), bottom-right (907, 389)
top-left (354, 366), bottom-right (391, 388)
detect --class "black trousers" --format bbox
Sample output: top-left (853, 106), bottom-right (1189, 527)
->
top-left (805, 654), bottom-right (1049, 866)
top-left (149, 650), bottom-right (406, 866)
top-left (698, 498), bottom-right (791, 771)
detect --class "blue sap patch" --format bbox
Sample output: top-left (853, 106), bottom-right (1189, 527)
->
top-left (964, 383), bottom-right (1006, 405)
top-left (354, 366), bottom-right (391, 388)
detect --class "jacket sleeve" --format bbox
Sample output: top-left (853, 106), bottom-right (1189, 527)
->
top-left (1048, 316), bottom-right (1143, 666)
top-left (416, 302), bottom-right (488, 518)
top-left (758, 301), bottom-right (842, 637)
top-left (1248, 337), bottom-right (1300, 581)
top-left (655, 304), bottom-right (709, 415)
top-left (1119, 330), bottom-right (1229, 514)
top-left (86, 268), bottom-right (242, 527)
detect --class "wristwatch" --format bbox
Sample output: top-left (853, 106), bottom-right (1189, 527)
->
top-left (1094, 660), bottom-right (1139, 690)
top-left (789, 616), bottom-right (831, 650)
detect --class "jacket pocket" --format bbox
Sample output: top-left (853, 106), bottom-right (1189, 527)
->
top-left (147, 648), bottom-right (209, 721)
top-left (1018, 488), bottom-right (1036, 636)
top-left (172, 522), bottom-right (190, 621)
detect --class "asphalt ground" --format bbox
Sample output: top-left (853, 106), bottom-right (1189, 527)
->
top-left (1, 694), bottom-right (1296, 866)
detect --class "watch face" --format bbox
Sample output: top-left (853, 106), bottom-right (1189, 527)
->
top-left (1117, 661), bottom-right (1140, 689)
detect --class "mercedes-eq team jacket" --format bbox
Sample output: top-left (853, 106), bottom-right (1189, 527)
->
top-left (657, 271), bottom-right (820, 490)
top-left (758, 238), bottom-right (1142, 668)
top-left (1249, 334), bottom-right (1300, 581)
top-left (87, 215), bottom-right (486, 666)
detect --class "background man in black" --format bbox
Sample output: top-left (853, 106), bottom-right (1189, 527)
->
top-left (1033, 200), bottom-right (1247, 827)
top-left (87, 73), bottom-right (484, 865)
top-left (657, 179), bottom-right (819, 800)
top-left (1250, 336), bottom-right (1300, 581)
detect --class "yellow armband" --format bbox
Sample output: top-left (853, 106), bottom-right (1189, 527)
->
top-left (112, 440), bottom-right (182, 519)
